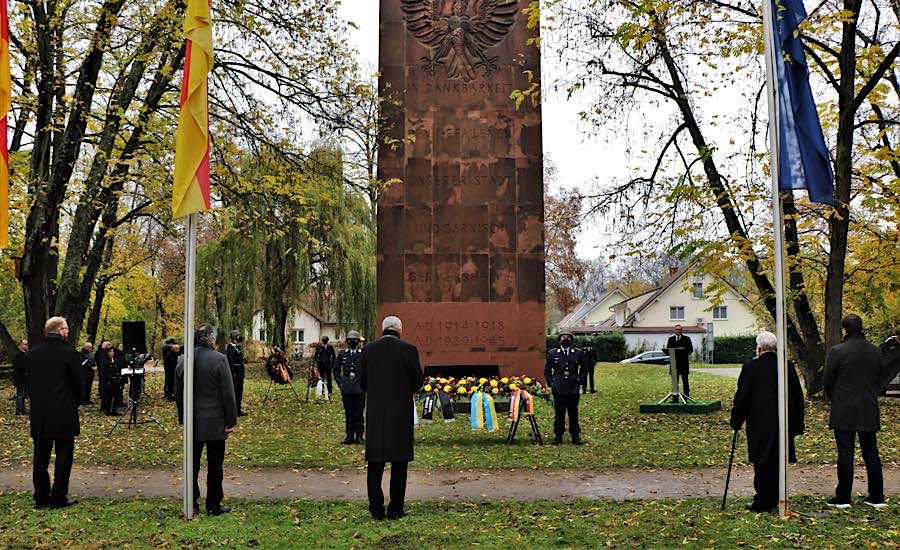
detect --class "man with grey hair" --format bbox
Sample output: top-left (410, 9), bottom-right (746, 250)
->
top-left (27, 316), bottom-right (83, 508)
top-left (730, 330), bottom-right (805, 513)
top-left (361, 315), bottom-right (423, 519)
top-left (176, 323), bottom-right (238, 515)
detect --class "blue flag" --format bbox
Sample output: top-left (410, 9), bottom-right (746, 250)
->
top-left (770, 0), bottom-right (834, 204)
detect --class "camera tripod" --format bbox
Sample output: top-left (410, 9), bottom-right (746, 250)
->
top-left (107, 372), bottom-right (158, 436)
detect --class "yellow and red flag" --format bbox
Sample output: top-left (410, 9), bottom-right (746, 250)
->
top-left (172, 0), bottom-right (213, 219)
top-left (0, 0), bottom-right (10, 248)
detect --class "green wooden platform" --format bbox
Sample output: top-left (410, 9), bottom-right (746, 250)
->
top-left (639, 400), bottom-right (722, 414)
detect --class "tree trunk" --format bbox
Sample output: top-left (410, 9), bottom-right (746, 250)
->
top-left (86, 238), bottom-right (116, 345)
top-left (654, 26), bottom-right (825, 391)
top-left (824, 0), bottom-right (863, 352)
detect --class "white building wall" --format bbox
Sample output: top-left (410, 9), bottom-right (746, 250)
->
top-left (250, 309), bottom-right (341, 357)
top-left (634, 274), bottom-right (757, 336)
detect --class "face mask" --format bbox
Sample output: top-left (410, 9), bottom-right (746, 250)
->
top-left (560, 338), bottom-right (571, 348)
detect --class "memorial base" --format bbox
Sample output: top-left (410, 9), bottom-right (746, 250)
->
top-left (639, 400), bottom-right (722, 414)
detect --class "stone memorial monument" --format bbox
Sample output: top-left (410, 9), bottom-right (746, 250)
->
top-left (377, 0), bottom-right (544, 378)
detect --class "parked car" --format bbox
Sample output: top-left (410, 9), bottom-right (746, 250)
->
top-left (620, 351), bottom-right (671, 365)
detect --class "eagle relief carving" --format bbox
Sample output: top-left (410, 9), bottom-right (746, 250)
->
top-left (401, 0), bottom-right (519, 83)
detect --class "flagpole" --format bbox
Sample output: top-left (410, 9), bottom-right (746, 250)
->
top-left (183, 212), bottom-right (198, 519)
top-left (762, 0), bottom-right (791, 519)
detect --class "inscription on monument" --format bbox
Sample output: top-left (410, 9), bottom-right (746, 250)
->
top-left (378, 0), bottom-right (544, 377)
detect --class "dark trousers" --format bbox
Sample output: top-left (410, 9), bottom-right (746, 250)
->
top-left (319, 366), bottom-right (333, 395)
top-left (81, 370), bottom-right (94, 404)
top-left (32, 437), bottom-right (75, 506)
top-left (193, 440), bottom-right (226, 511)
top-left (581, 367), bottom-right (595, 393)
top-left (553, 392), bottom-right (580, 437)
top-left (99, 380), bottom-right (114, 414)
top-left (163, 365), bottom-right (175, 399)
top-left (835, 429), bottom-right (883, 501)
top-left (342, 392), bottom-right (366, 435)
top-left (14, 383), bottom-right (27, 415)
top-left (752, 460), bottom-right (778, 511)
top-left (233, 375), bottom-right (244, 412)
top-left (367, 461), bottom-right (408, 516)
top-left (678, 368), bottom-right (690, 396)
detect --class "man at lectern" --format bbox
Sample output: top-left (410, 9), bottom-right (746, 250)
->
top-left (664, 325), bottom-right (693, 396)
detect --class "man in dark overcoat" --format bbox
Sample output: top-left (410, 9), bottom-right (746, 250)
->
top-left (27, 317), bottom-right (83, 508)
top-left (13, 338), bottom-right (28, 415)
top-left (225, 330), bottom-right (247, 416)
top-left (176, 324), bottom-right (238, 515)
top-left (545, 331), bottom-right (586, 445)
top-left (360, 316), bottom-right (423, 520)
top-left (161, 338), bottom-right (176, 400)
top-left (665, 324), bottom-right (694, 396)
top-left (335, 330), bottom-right (365, 444)
top-left (79, 342), bottom-right (95, 406)
top-left (823, 314), bottom-right (885, 508)
top-left (314, 336), bottom-right (337, 396)
top-left (730, 331), bottom-right (805, 513)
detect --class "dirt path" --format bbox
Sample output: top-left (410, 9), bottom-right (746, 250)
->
top-left (1, 464), bottom-right (895, 502)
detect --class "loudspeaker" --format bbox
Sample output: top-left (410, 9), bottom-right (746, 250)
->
top-left (122, 321), bottom-right (147, 354)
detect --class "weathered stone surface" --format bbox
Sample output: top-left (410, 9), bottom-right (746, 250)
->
top-left (378, 0), bottom-right (544, 378)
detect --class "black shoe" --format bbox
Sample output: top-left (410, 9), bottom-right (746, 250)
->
top-left (572, 437), bottom-right (584, 445)
top-left (207, 505), bottom-right (232, 516)
top-left (826, 497), bottom-right (851, 509)
top-left (552, 436), bottom-right (562, 446)
top-left (48, 498), bottom-right (78, 509)
top-left (386, 510), bottom-right (406, 520)
top-left (746, 502), bottom-right (776, 513)
top-left (34, 501), bottom-right (48, 509)
top-left (341, 435), bottom-right (355, 445)
top-left (589, 389), bottom-right (596, 394)
top-left (863, 496), bottom-right (886, 509)
top-left (238, 411), bottom-right (248, 417)
top-left (369, 506), bottom-right (386, 520)
top-left (355, 433), bottom-right (365, 444)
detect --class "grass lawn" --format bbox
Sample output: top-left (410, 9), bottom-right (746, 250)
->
top-left (0, 493), bottom-right (896, 549)
top-left (1, 363), bottom-right (897, 470)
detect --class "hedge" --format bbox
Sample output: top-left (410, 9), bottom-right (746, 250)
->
top-left (712, 336), bottom-right (756, 364)
top-left (546, 332), bottom-right (629, 362)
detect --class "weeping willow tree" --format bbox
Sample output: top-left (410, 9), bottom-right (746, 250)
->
top-left (198, 144), bottom-right (376, 349)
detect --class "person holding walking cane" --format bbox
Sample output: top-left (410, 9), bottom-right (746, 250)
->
top-left (729, 331), bottom-right (805, 513)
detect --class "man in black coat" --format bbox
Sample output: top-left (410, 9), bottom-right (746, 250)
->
top-left (730, 331), bottom-right (805, 513)
top-left (335, 330), bottom-right (365, 444)
top-left (12, 338), bottom-right (28, 415)
top-left (314, 336), bottom-right (336, 396)
top-left (225, 330), bottom-right (247, 416)
top-left (823, 314), bottom-right (885, 508)
top-left (664, 325), bottom-right (694, 396)
top-left (176, 324), bottom-right (238, 516)
top-left (161, 338), bottom-right (176, 400)
top-left (27, 317), bottom-right (83, 508)
top-left (79, 343), bottom-right (95, 406)
top-left (545, 331), bottom-right (586, 445)
top-left (360, 316), bottom-right (423, 520)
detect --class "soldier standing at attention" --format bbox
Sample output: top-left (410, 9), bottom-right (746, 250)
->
top-left (334, 330), bottom-right (365, 444)
top-left (545, 331), bottom-right (586, 445)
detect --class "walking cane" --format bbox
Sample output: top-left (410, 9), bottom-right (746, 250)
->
top-left (722, 429), bottom-right (738, 510)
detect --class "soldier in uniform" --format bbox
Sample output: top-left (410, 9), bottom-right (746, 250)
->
top-left (79, 343), bottom-right (96, 405)
top-left (544, 331), bottom-right (586, 445)
top-left (581, 343), bottom-right (598, 394)
top-left (314, 336), bottom-right (336, 396)
top-left (226, 330), bottom-right (247, 416)
top-left (334, 330), bottom-right (365, 444)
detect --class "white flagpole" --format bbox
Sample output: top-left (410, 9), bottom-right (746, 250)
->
top-left (183, 212), bottom-right (198, 519)
top-left (762, 0), bottom-right (791, 519)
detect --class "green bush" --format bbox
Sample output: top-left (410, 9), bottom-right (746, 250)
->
top-left (546, 332), bottom-right (629, 362)
top-left (713, 336), bottom-right (756, 364)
